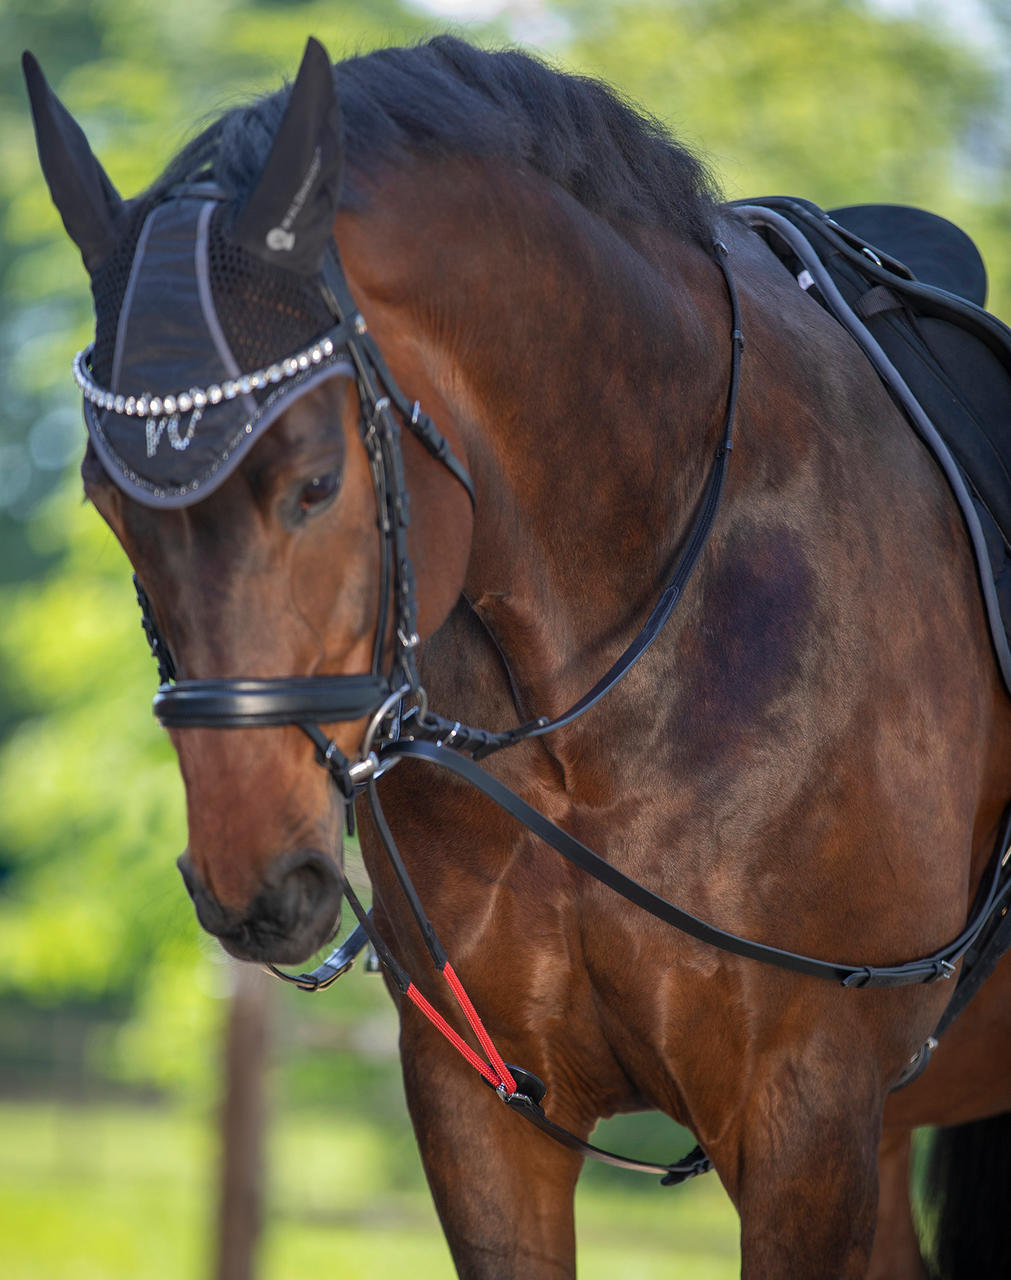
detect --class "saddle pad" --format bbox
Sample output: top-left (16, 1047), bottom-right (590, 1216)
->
top-left (731, 196), bottom-right (1011, 694)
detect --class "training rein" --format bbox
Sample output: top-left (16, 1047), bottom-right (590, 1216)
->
top-left (139, 235), bottom-right (1011, 1183)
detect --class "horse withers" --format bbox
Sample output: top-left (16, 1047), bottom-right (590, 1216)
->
top-left (25, 35), bottom-right (1011, 1279)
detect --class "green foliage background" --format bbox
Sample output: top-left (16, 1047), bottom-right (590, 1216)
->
top-left (0, 0), bottom-right (1008, 1273)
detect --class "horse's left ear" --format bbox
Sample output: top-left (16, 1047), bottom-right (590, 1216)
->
top-left (22, 50), bottom-right (124, 275)
top-left (232, 36), bottom-right (343, 277)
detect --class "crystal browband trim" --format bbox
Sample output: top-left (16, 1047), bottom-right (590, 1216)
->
top-left (72, 325), bottom-right (353, 418)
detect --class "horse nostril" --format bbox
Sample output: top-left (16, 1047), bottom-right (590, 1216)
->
top-left (269, 849), bottom-right (338, 923)
top-left (177, 849), bottom-right (241, 937)
top-left (255, 849), bottom-right (343, 963)
top-left (176, 850), bottom-right (196, 896)
top-left (176, 848), bottom-right (343, 964)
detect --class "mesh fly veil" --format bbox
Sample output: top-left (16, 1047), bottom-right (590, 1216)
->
top-left (78, 189), bottom-right (353, 508)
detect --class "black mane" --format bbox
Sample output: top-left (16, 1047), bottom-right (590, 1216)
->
top-left (153, 36), bottom-right (719, 246)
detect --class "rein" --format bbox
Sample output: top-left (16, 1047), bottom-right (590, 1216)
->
top-left (135, 235), bottom-right (1011, 1183)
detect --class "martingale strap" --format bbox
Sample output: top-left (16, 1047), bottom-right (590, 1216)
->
top-left (265, 235), bottom-right (1006, 1179)
top-left (286, 734), bottom-right (1009, 1179)
top-left (315, 795), bottom-right (714, 1187)
top-left (375, 742), bottom-right (1011, 990)
top-left (294, 737), bottom-right (1011, 1163)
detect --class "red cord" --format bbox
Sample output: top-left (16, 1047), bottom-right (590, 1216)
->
top-left (443, 963), bottom-right (517, 1094)
top-left (404, 965), bottom-right (517, 1096)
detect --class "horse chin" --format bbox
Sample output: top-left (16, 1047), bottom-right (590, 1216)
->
top-left (176, 848), bottom-right (343, 966)
top-left (215, 918), bottom-right (340, 967)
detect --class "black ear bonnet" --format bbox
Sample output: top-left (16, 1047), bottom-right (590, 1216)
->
top-left (26, 38), bottom-right (353, 509)
top-left (79, 188), bottom-right (352, 507)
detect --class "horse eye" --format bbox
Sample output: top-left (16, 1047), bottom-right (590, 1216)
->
top-left (298, 472), bottom-right (339, 514)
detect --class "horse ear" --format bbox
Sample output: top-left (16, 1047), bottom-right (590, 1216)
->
top-left (232, 37), bottom-right (343, 276)
top-left (22, 51), bottom-right (123, 275)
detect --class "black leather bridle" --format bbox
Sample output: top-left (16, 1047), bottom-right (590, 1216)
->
top-left (135, 236), bottom-right (1011, 1180)
top-left (149, 234), bottom-right (745, 794)
top-left (151, 246), bottom-right (474, 791)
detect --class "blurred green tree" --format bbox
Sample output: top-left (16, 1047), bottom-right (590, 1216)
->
top-left (558, 0), bottom-right (1011, 317)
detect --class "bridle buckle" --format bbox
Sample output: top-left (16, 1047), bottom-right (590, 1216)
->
top-left (347, 751), bottom-right (380, 786)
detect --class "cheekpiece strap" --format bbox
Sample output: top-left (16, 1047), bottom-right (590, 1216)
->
top-left (320, 251), bottom-right (475, 508)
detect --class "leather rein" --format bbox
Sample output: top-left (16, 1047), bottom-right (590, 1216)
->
top-left (139, 236), bottom-right (1011, 1182)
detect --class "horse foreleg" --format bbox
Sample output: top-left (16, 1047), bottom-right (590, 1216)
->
top-left (866, 1128), bottom-right (927, 1280)
top-left (399, 1019), bottom-right (583, 1279)
top-left (718, 1069), bottom-right (882, 1280)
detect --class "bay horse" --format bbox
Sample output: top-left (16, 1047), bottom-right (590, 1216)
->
top-left (25, 34), bottom-right (1011, 1278)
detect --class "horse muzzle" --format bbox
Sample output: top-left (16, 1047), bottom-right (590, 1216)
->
top-left (177, 847), bottom-right (343, 964)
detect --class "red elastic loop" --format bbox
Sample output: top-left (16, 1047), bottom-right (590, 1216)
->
top-left (443, 963), bottom-right (517, 1095)
top-left (404, 964), bottom-right (518, 1097)
top-left (406, 984), bottom-right (503, 1087)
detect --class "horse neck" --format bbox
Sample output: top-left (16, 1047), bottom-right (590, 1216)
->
top-left (341, 161), bottom-right (733, 731)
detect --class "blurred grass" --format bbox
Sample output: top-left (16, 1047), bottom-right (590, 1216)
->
top-left (0, 1100), bottom-right (740, 1278)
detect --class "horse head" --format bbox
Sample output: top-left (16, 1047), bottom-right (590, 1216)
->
top-left (25, 39), bottom-right (474, 964)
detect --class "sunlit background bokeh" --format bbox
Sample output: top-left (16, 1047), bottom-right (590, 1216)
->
top-left (1, 0), bottom-right (1009, 1276)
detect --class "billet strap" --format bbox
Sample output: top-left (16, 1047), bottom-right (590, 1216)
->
top-left (936, 910), bottom-right (1011, 1037)
top-left (932, 817), bottom-right (1011, 1039)
top-left (376, 740), bottom-right (1011, 990)
top-left (893, 838), bottom-right (1011, 1091)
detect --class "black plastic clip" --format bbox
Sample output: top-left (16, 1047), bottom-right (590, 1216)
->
top-left (487, 1063), bottom-right (548, 1108)
top-left (659, 1146), bottom-right (714, 1186)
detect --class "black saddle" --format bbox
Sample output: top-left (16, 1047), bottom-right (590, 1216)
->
top-left (732, 195), bottom-right (1011, 694)
top-left (829, 203), bottom-right (988, 307)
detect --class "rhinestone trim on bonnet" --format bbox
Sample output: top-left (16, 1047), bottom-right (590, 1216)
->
top-left (72, 332), bottom-right (342, 418)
